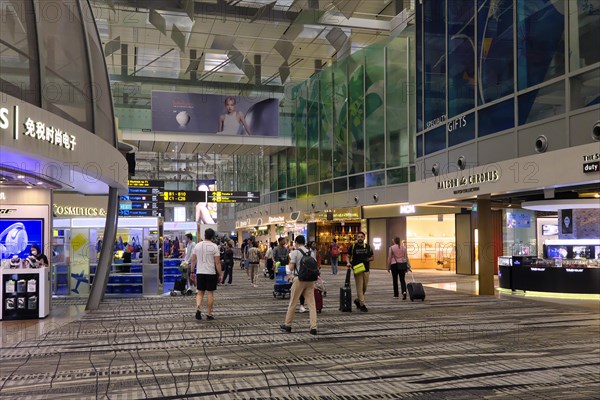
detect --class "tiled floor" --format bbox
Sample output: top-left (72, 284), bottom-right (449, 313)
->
top-left (1, 270), bottom-right (599, 399)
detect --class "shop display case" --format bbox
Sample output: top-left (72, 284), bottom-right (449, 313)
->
top-left (317, 222), bottom-right (361, 264)
top-left (89, 262), bottom-right (144, 295)
top-left (1, 267), bottom-right (50, 320)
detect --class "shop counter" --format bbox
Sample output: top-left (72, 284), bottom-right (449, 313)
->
top-left (1, 267), bottom-right (51, 320)
top-left (499, 264), bottom-right (600, 294)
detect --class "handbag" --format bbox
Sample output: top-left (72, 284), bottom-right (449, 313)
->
top-left (393, 249), bottom-right (409, 272)
top-left (352, 263), bottom-right (366, 275)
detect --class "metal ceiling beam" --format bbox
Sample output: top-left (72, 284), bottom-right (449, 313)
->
top-left (111, 0), bottom-right (299, 24)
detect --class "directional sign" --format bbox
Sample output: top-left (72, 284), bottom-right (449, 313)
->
top-left (162, 191), bottom-right (207, 203)
top-left (208, 191), bottom-right (261, 203)
top-left (120, 180), bottom-right (165, 216)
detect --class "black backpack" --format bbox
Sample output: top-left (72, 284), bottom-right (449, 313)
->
top-left (297, 249), bottom-right (319, 281)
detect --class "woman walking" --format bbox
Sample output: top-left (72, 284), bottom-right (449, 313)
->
top-left (387, 237), bottom-right (409, 300)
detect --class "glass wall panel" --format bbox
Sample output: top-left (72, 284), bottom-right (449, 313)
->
top-left (416, 1), bottom-right (423, 132)
top-left (424, 125), bottom-right (446, 155)
top-left (447, 112), bottom-right (475, 147)
top-left (348, 174), bottom-right (364, 190)
top-left (366, 171), bottom-right (385, 188)
top-left (37, 0), bottom-right (93, 131)
top-left (416, 134), bottom-right (424, 158)
top-left (478, 98), bottom-right (515, 137)
top-left (334, 177), bottom-right (348, 192)
top-left (320, 180), bottom-right (332, 195)
top-left (80, 0), bottom-right (116, 145)
top-left (570, 68), bottom-right (600, 110)
top-left (477, 0), bottom-right (514, 105)
top-left (319, 70), bottom-right (334, 180)
top-left (518, 81), bottom-right (565, 125)
top-left (569, 0), bottom-right (600, 71)
top-left (287, 147), bottom-right (297, 187)
top-left (447, 0), bottom-right (475, 117)
top-left (517, 0), bottom-right (566, 90)
top-left (348, 55), bottom-right (365, 175)
top-left (333, 64), bottom-right (348, 177)
top-left (386, 37), bottom-right (410, 168)
top-left (423, 0), bottom-right (446, 128)
top-left (295, 82), bottom-right (308, 185)
top-left (307, 76), bottom-right (320, 183)
top-left (278, 151), bottom-right (287, 189)
top-left (387, 167), bottom-right (409, 184)
top-left (287, 187), bottom-right (297, 200)
top-left (365, 45), bottom-right (385, 171)
top-left (308, 183), bottom-right (319, 196)
top-left (269, 154), bottom-right (277, 191)
top-left (0, 0), bottom-right (39, 106)
top-left (297, 185), bottom-right (307, 198)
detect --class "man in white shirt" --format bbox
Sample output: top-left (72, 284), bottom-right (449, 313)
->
top-left (191, 228), bottom-right (222, 321)
top-left (184, 233), bottom-right (196, 292)
top-left (280, 235), bottom-right (318, 335)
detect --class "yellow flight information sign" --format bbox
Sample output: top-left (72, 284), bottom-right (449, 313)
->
top-left (162, 191), bottom-right (206, 203)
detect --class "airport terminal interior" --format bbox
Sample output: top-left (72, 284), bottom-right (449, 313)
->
top-left (1, 0), bottom-right (599, 398)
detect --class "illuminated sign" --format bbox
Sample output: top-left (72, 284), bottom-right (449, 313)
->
top-left (268, 216), bottom-right (285, 223)
top-left (2, 105), bottom-right (77, 151)
top-left (437, 169), bottom-right (500, 190)
top-left (400, 205), bottom-right (415, 214)
top-left (373, 237), bottom-right (382, 251)
top-left (127, 179), bottom-right (164, 188)
top-left (162, 190), bottom-right (207, 203)
top-left (53, 205), bottom-right (107, 216)
top-left (583, 153), bottom-right (600, 173)
top-left (0, 192), bottom-right (5, 200)
top-left (208, 191), bottom-right (260, 203)
top-left (530, 268), bottom-right (546, 272)
top-left (565, 269), bottom-right (584, 272)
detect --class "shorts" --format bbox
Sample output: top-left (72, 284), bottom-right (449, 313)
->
top-left (196, 274), bottom-right (218, 291)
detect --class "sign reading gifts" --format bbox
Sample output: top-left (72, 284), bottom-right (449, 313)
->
top-left (1, 105), bottom-right (77, 151)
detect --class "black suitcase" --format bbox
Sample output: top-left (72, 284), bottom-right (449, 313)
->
top-left (407, 271), bottom-right (425, 301)
top-left (174, 278), bottom-right (187, 293)
top-left (339, 268), bottom-right (352, 312)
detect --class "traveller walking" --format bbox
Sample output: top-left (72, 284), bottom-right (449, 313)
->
top-left (221, 240), bottom-right (234, 285)
top-left (247, 241), bottom-right (262, 287)
top-left (387, 237), bottom-right (409, 299)
top-left (329, 239), bottom-right (339, 275)
top-left (346, 231), bottom-right (374, 312)
top-left (184, 233), bottom-right (196, 292)
top-left (279, 235), bottom-right (318, 334)
top-left (191, 228), bottom-right (222, 321)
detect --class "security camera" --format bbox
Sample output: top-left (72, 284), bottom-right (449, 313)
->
top-left (311, 202), bottom-right (316, 209)
top-left (593, 121), bottom-right (600, 141)
top-left (457, 156), bottom-right (466, 170)
top-left (324, 201), bottom-right (328, 207)
top-left (353, 196), bottom-right (359, 204)
top-left (373, 194), bottom-right (379, 202)
top-left (535, 135), bottom-right (548, 153)
top-left (431, 162), bottom-right (440, 176)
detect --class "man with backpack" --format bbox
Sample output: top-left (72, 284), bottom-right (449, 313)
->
top-left (346, 231), bottom-right (374, 312)
top-left (279, 235), bottom-right (319, 335)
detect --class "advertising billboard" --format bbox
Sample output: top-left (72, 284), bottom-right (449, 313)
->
top-left (152, 92), bottom-right (279, 136)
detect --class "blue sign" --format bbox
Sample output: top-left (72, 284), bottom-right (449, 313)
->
top-left (0, 219), bottom-right (44, 259)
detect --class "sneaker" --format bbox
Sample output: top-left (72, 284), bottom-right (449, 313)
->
top-left (279, 324), bottom-right (292, 333)
top-left (360, 305), bottom-right (369, 312)
top-left (299, 305), bottom-right (306, 313)
top-left (402, 292), bottom-right (407, 300)
top-left (309, 329), bottom-right (318, 335)
top-left (354, 299), bottom-right (361, 309)
top-left (195, 310), bottom-right (202, 320)
top-left (206, 315), bottom-right (215, 321)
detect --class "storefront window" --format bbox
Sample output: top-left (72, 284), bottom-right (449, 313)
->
top-left (307, 76), bottom-right (319, 184)
top-left (448, 0), bottom-right (475, 117)
top-left (569, 0), bottom-right (600, 71)
top-left (570, 68), bottom-right (600, 110)
top-left (478, 98), bottom-right (514, 137)
top-left (386, 37), bottom-right (411, 168)
top-left (319, 70), bottom-right (333, 181)
top-left (517, 0), bottom-right (566, 90)
top-left (0, 0), bottom-right (39, 106)
top-left (477, 0), bottom-right (514, 105)
top-left (333, 63), bottom-right (348, 178)
top-left (518, 81), bottom-right (565, 125)
top-left (365, 45), bottom-right (385, 171)
top-left (348, 55), bottom-right (365, 175)
top-left (423, 0), bottom-right (446, 129)
top-left (503, 209), bottom-right (537, 256)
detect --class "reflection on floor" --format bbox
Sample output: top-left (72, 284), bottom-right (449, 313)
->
top-left (1, 269), bottom-right (598, 399)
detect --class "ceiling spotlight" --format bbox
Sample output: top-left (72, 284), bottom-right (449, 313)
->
top-left (26, 185), bottom-right (33, 189)
top-left (17, 175), bottom-right (25, 179)
top-left (595, 193), bottom-right (600, 199)
top-left (36, 181), bottom-right (43, 185)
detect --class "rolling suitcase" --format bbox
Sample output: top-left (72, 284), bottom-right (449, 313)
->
top-left (407, 271), bottom-right (426, 301)
top-left (339, 268), bottom-right (352, 312)
top-left (314, 288), bottom-right (323, 313)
